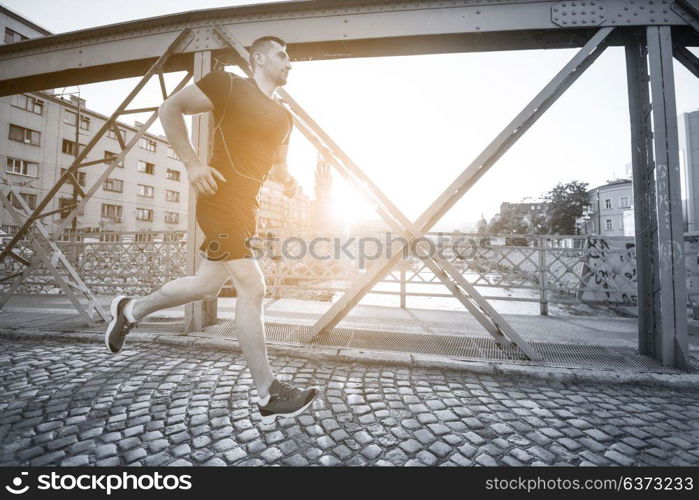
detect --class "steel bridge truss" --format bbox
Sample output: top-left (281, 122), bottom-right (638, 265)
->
top-left (0, 0), bottom-right (697, 368)
top-left (0, 29), bottom-right (195, 324)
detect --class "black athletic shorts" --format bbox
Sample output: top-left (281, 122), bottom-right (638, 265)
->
top-left (196, 191), bottom-right (257, 261)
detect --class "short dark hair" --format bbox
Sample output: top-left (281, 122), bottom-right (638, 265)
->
top-left (249, 36), bottom-right (287, 69)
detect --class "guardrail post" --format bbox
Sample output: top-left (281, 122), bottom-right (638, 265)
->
top-left (274, 258), bottom-right (282, 299)
top-left (400, 264), bottom-right (406, 308)
top-left (538, 235), bottom-right (548, 316)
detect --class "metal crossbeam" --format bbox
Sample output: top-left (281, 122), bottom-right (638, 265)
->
top-left (0, 29), bottom-right (195, 324)
top-left (2, 1), bottom-right (699, 97)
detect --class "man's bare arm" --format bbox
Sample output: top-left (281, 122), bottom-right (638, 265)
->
top-left (159, 84), bottom-right (226, 196)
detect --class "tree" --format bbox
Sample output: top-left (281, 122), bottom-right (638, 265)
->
top-left (487, 212), bottom-right (530, 246)
top-left (543, 181), bottom-right (589, 235)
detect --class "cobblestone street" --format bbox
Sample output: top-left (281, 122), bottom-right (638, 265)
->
top-left (1, 337), bottom-right (698, 467)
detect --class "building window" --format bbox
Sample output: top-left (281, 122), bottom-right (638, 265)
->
top-left (13, 95), bottom-right (43, 115)
top-left (6, 158), bottom-right (38, 177)
top-left (100, 232), bottom-right (121, 243)
top-left (166, 169), bottom-right (180, 181)
top-left (61, 139), bottom-right (86, 156)
top-left (107, 127), bottom-right (127, 141)
top-left (103, 178), bottom-right (123, 193)
top-left (104, 150), bottom-right (123, 168)
top-left (9, 124), bottom-right (41, 146)
top-left (137, 184), bottom-right (154, 198)
top-left (167, 147), bottom-right (179, 160)
top-left (8, 192), bottom-right (37, 210)
top-left (165, 190), bottom-right (180, 202)
top-left (64, 111), bottom-right (91, 131)
top-left (139, 137), bottom-right (157, 152)
top-left (165, 212), bottom-right (179, 224)
top-left (136, 208), bottom-right (153, 221)
top-left (4, 27), bottom-right (28, 44)
top-left (137, 161), bottom-right (154, 175)
top-left (61, 168), bottom-right (86, 187)
top-left (604, 198), bottom-right (612, 210)
top-left (620, 196), bottom-right (631, 208)
top-left (605, 219), bottom-right (613, 231)
top-left (101, 203), bottom-right (122, 219)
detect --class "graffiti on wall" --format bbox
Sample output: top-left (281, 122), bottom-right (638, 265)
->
top-left (578, 237), bottom-right (638, 305)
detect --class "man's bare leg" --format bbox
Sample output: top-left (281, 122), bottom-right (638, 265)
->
top-left (223, 258), bottom-right (275, 399)
top-left (130, 256), bottom-right (230, 321)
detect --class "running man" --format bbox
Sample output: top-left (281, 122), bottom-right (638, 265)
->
top-left (105, 36), bottom-right (317, 424)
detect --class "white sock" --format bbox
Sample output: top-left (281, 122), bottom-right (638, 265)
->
top-left (258, 393), bottom-right (270, 406)
top-left (124, 299), bottom-right (138, 323)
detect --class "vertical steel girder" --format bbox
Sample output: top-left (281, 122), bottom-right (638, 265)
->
top-left (0, 29), bottom-right (194, 325)
top-left (646, 26), bottom-right (689, 369)
top-left (184, 50), bottom-right (218, 333)
top-left (626, 27), bottom-right (690, 370)
top-left (215, 26), bottom-right (614, 360)
top-left (625, 34), bottom-right (658, 362)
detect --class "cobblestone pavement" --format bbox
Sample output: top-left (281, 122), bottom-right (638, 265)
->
top-left (1, 338), bottom-right (698, 467)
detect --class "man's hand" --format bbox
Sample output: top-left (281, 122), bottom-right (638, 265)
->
top-left (188, 163), bottom-right (227, 196)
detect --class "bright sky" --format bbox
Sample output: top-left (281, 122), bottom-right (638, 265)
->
top-left (4, 0), bottom-right (699, 231)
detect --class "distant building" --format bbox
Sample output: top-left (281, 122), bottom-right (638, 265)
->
top-left (680, 109), bottom-right (699, 233)
top-left (258, 179), bottom-right (310, 232)
top-left (1, 4), bottom-right (50, 42)
top-left (1, 91), bottom-right (190, 235)
top-left (576, 179), bottom-right (633, 236)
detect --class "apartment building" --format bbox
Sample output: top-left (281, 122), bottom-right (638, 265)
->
top-left (1, 91), bottom-right (189, 234)
top-left (258, 179), bottom-right (310, 232)
top-left (577, 179), bottom-right (633, 236)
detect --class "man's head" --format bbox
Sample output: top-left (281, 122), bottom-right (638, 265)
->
top-left (249, 36), bottom-right (291, 86)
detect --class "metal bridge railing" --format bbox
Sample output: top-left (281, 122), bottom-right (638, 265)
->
top-left (3, 228), bottom-right (695, 318)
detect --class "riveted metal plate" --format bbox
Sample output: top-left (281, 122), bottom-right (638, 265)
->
top-left (604, 0), bottom-right (679, 25)
top-left (552, 1), bottom-right (607, 27)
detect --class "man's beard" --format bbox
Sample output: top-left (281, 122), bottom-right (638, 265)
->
top-left (275, 70), bottom-right (288, 86)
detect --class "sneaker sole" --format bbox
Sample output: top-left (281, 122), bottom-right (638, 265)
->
top-left (260, 391), bottom-right (317, 425)
top-left (104, 295), bottom-right (127, 353)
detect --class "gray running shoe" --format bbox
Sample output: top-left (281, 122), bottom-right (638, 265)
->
top-left (105, 295), bottom-right (137, 353)
top-left (258, 380), bottom-right (317, 424)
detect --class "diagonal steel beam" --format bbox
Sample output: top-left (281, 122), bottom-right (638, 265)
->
top-left (291, 117), bottom-right (541, 358)
top-left (673, 42), bottom-right (699, 78)
top-left (305, 27), bottom-right (614, 340)
top-left (0, 186), bottom-right (105, 324)
top-left (214, 25), bottom-right (550, 359)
